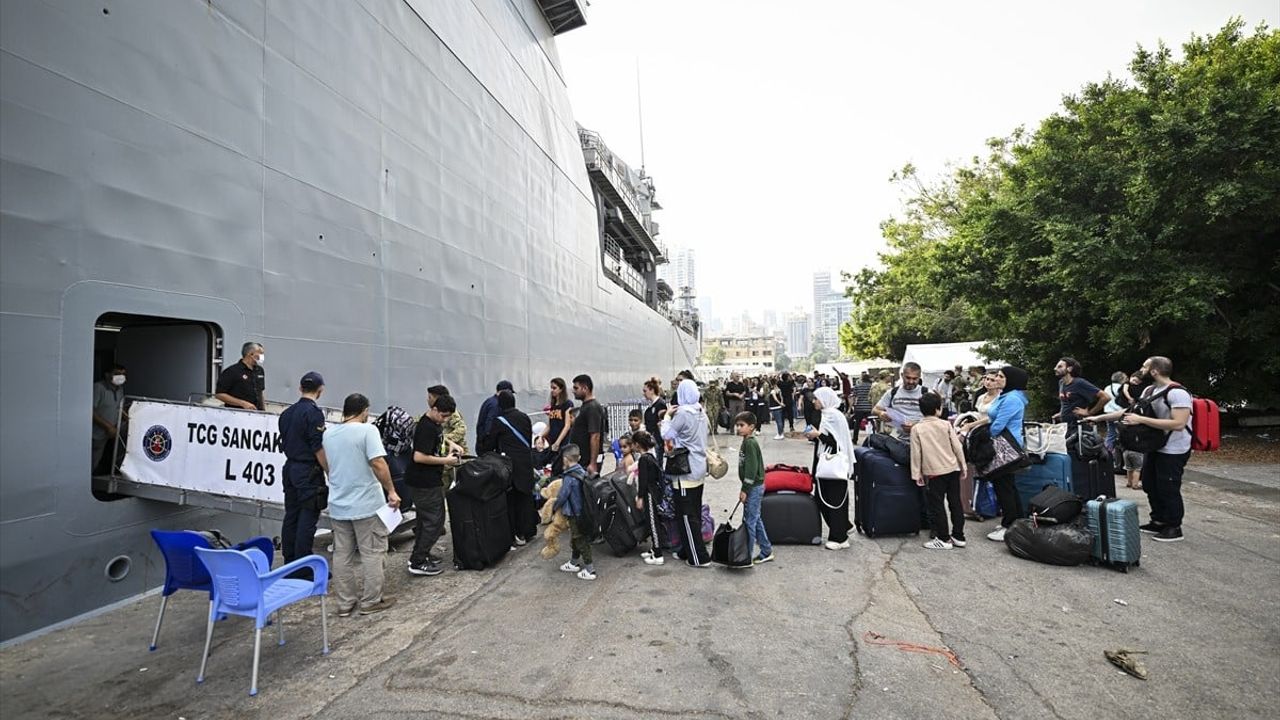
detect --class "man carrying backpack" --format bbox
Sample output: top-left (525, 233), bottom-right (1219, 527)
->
top-left (1086, 356), bottom-right (1192, 543)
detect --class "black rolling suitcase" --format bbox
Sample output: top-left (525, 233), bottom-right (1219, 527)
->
top-left (760, 491), bottom-right (823, 545)
top-left (449, 453), bottom-right (513, 570)
top-left (853, 446), bottom-right (922, 537)
top-left (447, 490), bottom-right (510, 570)
top-left (601, 476), bottom-right (648, 556)
top-left (1071, 457), bottom-right (1115, 500)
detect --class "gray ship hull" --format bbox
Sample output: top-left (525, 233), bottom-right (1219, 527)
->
top-left (0, 0), bottom-right (697, 641)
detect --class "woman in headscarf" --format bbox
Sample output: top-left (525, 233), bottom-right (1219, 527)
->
top-left (984, 366), bottom-right (1029, 542)
top-left (805, 386), bottom-right (856, 550)
top-left (660, 379), bottom-right (711, 566)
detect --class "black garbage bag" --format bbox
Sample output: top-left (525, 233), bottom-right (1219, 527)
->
top-left (1004, 518), bottom-right (1093, 566)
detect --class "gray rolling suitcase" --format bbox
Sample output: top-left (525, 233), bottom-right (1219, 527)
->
top-left (1085, 496), bottom-right (1140, 571)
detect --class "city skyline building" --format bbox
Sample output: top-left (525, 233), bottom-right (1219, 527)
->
top-left (818, 296), bottom-right (853, 354)
top-left (786, 312), bottom-right (811, 357)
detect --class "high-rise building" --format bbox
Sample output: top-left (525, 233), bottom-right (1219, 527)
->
top-left (818, 296), bottom-right (853, 354)
top-left (812, 271), bottom-right (832, 322)
top-left (762, 309), bottom-right (778, 335)
top-left (659, 245), bottom-right (697, 310)
top-left (786, 313), bottom-right (811, 357)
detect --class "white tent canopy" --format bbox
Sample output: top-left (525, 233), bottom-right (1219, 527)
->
top-left (814, 359), bottom-right (895, 378)
top-left (902, 341), bottom-right (1002, 389)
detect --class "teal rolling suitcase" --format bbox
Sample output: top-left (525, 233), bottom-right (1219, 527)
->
top-left (1013, 454), bottom-right (1072, 518)
top-left (1085, 497), bottom-right (1140, 571)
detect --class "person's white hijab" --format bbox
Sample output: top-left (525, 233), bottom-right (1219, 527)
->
top-left (676, 378), bottom-right (703, 415)
top-left (814, 386), bottom-right (855, 473)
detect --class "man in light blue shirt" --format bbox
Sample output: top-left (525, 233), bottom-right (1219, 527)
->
top-left (322, 393), bottom-right (400, 617)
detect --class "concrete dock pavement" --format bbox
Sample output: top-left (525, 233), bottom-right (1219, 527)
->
top-left (1, 431), bottom-right (1276, 719)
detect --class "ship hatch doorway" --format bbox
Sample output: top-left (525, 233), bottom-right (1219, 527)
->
top-left (92, 313), bottom-right (222, 497)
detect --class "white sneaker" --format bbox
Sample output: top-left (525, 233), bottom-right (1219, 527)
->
top-left (824, 540), bottom-right (851, 550)
top-left (559, 561), bottom-right (581, 573)
top-left (643, 555), bottom-right (665, 566)
top-left (987, 527), bottom-right (1007, 542)
top-left (512, 536), bottom-right (528, 547)
top-left (923, 538), bottom-right (953, 550)
top-left (576, 568), bottom-right (597, 581)
top-left (951, 537), bottom-right (967, 548)
top-left (640, 550), bottom-right (654, 560)
top-left (774, 434), bottom-right (785, 440)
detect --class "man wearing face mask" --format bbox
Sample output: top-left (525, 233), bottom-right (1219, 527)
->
top-left (91, 363), bottom-right (127, 473)
top-left (215, 341), bottom-right (266, 410)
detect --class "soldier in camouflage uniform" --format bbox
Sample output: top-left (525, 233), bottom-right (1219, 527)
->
top-left (703, 379), bottom-right (724, 435)
top-left (428, 386), bottom-right (468, 509)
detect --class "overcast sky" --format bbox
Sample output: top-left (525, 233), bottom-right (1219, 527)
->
top-left (557, 0), bottom-right (1278, 324)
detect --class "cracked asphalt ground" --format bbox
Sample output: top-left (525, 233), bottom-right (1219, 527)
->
top-left (2, 433), bottom-right (1277, 719)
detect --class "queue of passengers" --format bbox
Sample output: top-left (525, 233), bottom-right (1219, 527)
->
top-left (212, 338), bottom-right (1193, 615)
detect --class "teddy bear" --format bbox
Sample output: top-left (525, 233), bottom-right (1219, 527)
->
top-left (538, 477), bottom-right (571, 560)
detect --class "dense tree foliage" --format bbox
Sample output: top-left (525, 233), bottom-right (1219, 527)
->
top-left (845, 21), bottom-right (1280, 412)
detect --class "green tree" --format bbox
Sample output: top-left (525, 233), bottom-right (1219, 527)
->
top-left (775, 351), bottom-right (792, 372)
top-left (703, 344), bottom-right (726, 366)
top-left (854, 21), bottom-right (1280, 413)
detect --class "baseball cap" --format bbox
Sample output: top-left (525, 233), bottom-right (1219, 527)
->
top-left (300, 371), bottom-right (325, 391)
top-left (496, 380), bottom-right (513, 392)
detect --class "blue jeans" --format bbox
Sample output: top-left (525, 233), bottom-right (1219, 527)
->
top-left (771, 409), bottom-right (784, 436)
top-left (744, 484), bottom-right (772, 557)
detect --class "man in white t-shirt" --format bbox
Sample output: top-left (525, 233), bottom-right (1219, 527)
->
top-left (1088, 356), bottom-right (1192, 543)
top-left (323, 393), bottom-right (400, 616)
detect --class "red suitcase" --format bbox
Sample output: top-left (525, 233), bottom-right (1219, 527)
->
top-left (764, 463), bottom-right (813, 494)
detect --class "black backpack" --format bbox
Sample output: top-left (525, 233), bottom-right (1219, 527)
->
top-left (1119, 386), bottom-right (1175, 453)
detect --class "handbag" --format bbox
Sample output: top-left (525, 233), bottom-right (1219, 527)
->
top-left (664, 447), bottom-right (691, 476)
top-left (979, 428), bottom-right (1029, 478)
top-left (815, 448), bottom-right (851, 480)
top-left (706, 446), bottom-right (729, 479)
top-left (717, 407), bottom-right (733, 430)
top-left (710, 502), bottom-right (753, 568)
top-left (1024, 422), bottom-right (1068, 460)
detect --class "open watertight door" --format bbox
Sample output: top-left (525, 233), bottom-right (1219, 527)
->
top-left (100, 399), bottom-right (414, 534)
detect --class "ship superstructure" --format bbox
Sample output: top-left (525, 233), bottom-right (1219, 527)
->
top-left (0, 0), bottom-right (697, 641)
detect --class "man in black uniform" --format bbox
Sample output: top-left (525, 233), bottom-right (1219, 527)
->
top-left (215, 341), bottom-right (266, 410)
top-left (571, 374), bottom-right (606, 474)
top-left (278, 371), bottom-right (328, 576)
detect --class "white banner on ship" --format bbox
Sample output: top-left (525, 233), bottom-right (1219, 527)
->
top-left (121, 400), bottom-right (329, 504)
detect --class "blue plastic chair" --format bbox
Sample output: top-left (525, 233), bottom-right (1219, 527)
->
top-left (193, 548), bottom-right (329, 696)
top-left (148, 530), bottom-right (274, 651)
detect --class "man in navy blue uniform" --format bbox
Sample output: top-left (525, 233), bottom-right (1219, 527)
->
top-left (279, 371), bottom-right (329, 575)
top-left (475, 379), bottom-right (513, 442)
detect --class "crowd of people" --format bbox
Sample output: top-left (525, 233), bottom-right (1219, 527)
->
top-left (226, 337), bottom-right (1195, 615)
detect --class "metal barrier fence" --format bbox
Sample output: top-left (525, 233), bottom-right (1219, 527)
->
top-left (606, 401), bottom-right (645, 438)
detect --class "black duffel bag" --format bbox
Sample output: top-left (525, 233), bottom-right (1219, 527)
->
top-left (1004, 518), bottom-right (1093, 566)
top-left (1027, 485), bottom-right (1083, 525)
top-left (865, 433), bottom-right (910, 467)
top-left (710, 502), bottom-right (753, 569)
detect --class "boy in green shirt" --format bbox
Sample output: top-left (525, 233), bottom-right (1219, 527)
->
top-left (735, 411), bottom-right (774, 564)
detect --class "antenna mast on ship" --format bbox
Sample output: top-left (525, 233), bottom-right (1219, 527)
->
top-left (636, 58), bottom-right (646, 172)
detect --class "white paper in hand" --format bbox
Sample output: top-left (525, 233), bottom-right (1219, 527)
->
top-left (376, 504), bottom-right (402, 534)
